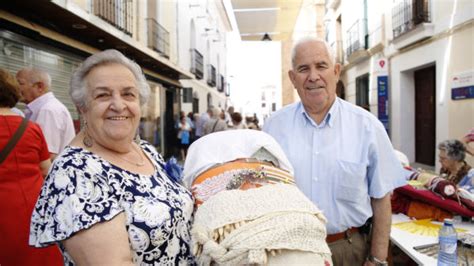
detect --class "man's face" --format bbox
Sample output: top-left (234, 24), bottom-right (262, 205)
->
top-left (289, 41), bottom-right (340, 116)
top-left (16, 70), bottom-right (40, 104)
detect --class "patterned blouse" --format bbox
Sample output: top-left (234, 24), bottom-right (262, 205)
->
top-left (29, 141), bottom-right (195, 265)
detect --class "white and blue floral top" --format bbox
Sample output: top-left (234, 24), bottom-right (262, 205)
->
top-left (29, 141), bottom-right (195, 265)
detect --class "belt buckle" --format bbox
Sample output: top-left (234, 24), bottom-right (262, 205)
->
top-left (345, 229), bottom-right (353, 244)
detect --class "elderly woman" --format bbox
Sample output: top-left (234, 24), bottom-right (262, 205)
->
top-left (438, 139), bottom-right (474, 192)
top-left (29, 50), bottom-right (194, 265)
top-left (0, 68), bottom-right (62, 265)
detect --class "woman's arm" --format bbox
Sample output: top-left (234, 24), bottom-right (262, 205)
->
top-left (39, 159), bottom-right (51, 177)
top-left (63, 212), bottom-right (134, 266)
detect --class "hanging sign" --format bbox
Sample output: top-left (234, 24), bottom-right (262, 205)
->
top-left (377, 75), bottom-right (389, 135)
top-left (451, 70), bottom-right (474, 100)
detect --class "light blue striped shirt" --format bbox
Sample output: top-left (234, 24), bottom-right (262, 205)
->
top-left (263, 98), bottom-right (406, 234)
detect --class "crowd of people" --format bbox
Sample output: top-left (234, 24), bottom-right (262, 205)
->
top-left (173, 106), bottom-right (261, 161)
top-left (0, 37), bottom-right (472, 266)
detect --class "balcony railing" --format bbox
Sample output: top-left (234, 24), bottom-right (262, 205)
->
top-left (217, 74), bottom-right (225, 92)
top-left (346, 19), bottom-right (368, 58)
top-left (392, 0), bottom-right (431, 39)
top-left (91, 0), bottom-right (133, 36)
top-left (190, 49), bottom-right (203, 79)
top-left (146, 18), bottom-right (169, 58)
top-left (207, 64), bottom-right (216, 87)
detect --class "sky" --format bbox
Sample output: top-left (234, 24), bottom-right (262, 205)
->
top-left (226, 32), bottom-right (282, 117)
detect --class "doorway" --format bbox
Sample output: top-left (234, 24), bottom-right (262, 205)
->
top-left (356, 74), bottom-right (370, 111)
top-left (414, 65), bottom-right (436, 166)
top-left (164, 89), bottom-right (178, 159)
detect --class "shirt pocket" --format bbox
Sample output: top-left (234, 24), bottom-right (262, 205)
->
top-left (336, 159), bottom-right (368, 203)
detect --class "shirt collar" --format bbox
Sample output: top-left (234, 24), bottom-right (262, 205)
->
top-left (298, 97), bottom-right (340, 128)
top-left (27, 92), bottom-right (54, 112)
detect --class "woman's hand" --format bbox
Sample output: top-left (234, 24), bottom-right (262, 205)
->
top-left (63, 212), bottom-right (134, 266)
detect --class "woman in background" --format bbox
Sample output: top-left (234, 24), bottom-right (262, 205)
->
top-left (438, 139), bottom-right (473, 192)
top-left (178, 115), bottom-right (192, 160)
top-left (0, 68), bottom-right (62, 265)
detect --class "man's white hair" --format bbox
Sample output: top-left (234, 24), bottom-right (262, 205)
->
top-left (19, 67), bottom-right (52, 89)
top-left (291, 37), bottom-right (336, 69)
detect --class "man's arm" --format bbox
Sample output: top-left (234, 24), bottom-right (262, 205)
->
top-left (365, 193), bottom-right (392, 265)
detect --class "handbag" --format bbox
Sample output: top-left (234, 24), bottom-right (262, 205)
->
top-left (0, 117), bottom-right (29, 164)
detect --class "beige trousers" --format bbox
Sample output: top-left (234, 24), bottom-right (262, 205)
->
top-left (328, 231), bottom-right (369, 266)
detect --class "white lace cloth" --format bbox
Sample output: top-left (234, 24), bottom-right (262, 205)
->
top-left (192, 184), bottom-right (332, 265)
top-left (183, 130), bottom-right (294, 187)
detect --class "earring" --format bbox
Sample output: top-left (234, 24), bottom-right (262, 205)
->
top-left (83, 121), bottom-right (93, 148)
top-left (134, 133), bottom-right (141, 145)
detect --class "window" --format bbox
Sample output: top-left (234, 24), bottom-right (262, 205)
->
top-left (182, 87), bottom-right (193, 103)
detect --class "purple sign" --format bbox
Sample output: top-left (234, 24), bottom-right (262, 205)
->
top-left (377, 76), bottom-right (389, 135)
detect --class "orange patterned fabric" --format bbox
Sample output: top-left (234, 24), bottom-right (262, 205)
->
top-left (406, 201), bottom-right (453, 222)
top-left (191, 160), bottom-right (294, 207)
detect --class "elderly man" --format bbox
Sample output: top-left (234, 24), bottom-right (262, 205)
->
top-left (263, 37), bottom-right (406, 266)
top-left (203, 107), bottom-right (227, 135)
top-left (16, 67), bottom-right (75, 159)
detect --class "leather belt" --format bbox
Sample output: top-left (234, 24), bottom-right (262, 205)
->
top-left (326, 227), bottom-right (359, 243)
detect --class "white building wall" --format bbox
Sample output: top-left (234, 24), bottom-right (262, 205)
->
top-left (177, 0), bottom-right (228, 114)
top-left (328, 0), bottom-right (474, 168)
top-left (389, 0), bottom-right (474, 169)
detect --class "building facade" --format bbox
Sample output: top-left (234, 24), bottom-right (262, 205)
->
top-left (0, 0), bottom-right (231, 158)
top-left (324, 0), bottom-right (474, 169)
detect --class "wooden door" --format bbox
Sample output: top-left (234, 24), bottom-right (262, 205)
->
top-left (414, 66), bottom-right (436, 166)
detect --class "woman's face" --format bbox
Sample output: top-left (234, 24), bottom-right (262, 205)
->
top-left (82, 63), bottom-right (141, 146)
top-left (439, 149), bottom-right (456, 171)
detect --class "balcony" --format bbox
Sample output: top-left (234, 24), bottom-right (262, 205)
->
top-left (217, 74), bottom-right (225, 92)
top-left (146, 18), bottom-right (169, 58)
top-left (346, 19), bottom-right (369, 63)
top-left (207, 64), bottom-right (216, 87)
top-left (190, 49), bottom-right (203, 79)
top-left (392, 0), bottom-right (433, 49)
top-left (91, 0), bottom-right (133, 36)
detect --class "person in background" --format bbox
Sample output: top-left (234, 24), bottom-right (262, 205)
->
top-left (29, 50), bottom-right (194, 265)
top-left (203, 106), bottom-right (227, 135)
top-left (230, 112), bottom-right (247, 130)
top-left (195, 107), bottom-right (212, 139)
top-left (246, 115), bottom-right (259, 130)
top-left (461, 128), bottom-right (474, 156)
top-left (438, 139), bottom-right (473, 192)
top-left (263, 37), bottom-right (405, 266)
top-left (177, 115), bottom-right (192, 161)
top-left (225, 106), bottom-right (234, 127)
top-left (16, 67), bottom-right (75, 160)
top-left (0, 68), bottom-right (62, 265)
top-left (187, 112), bottom-right (197, 143)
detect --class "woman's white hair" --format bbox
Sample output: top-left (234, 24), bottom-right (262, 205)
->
top-left (70, 49), bottom-right (150, 109)
top-left (291, 36), bottom-right (336, 69)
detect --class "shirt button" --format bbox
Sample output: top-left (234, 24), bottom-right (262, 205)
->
top-left (313, 176), bottom-right (318, 181)
top-left (314, 151), bottom-right (319, 155)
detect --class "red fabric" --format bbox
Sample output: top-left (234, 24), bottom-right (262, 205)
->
top-left (0, 116), bottom-right (62, 266)
top-left (394, 185), bottom-right (474, 218)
